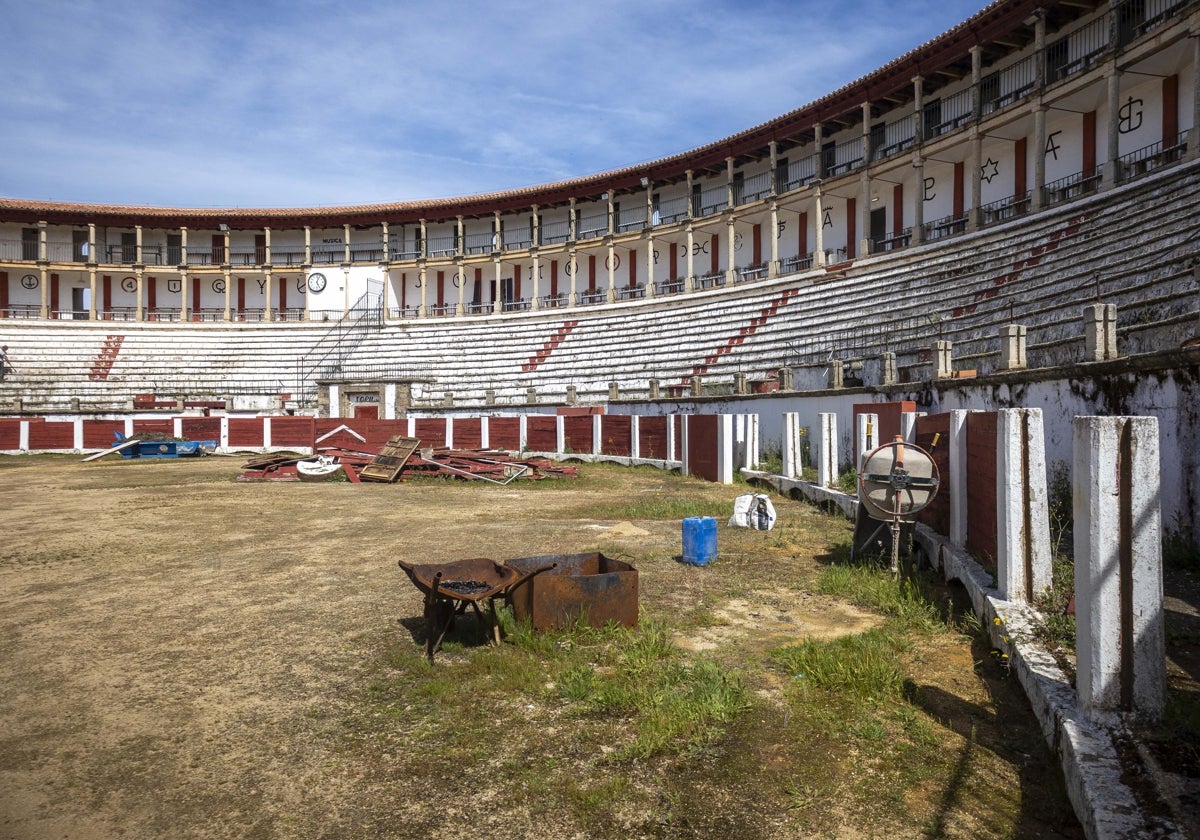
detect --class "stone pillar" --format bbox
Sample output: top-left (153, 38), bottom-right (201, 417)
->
top-left (968, 128), bottom-right (982, 231)
top-left (880, 351), bottom-right (897, 385)
top-left (768, 200), bottom-right (780, 277)
top-left (725, 216), bottom-right (736, 284)
top-left (827, 358), bottom-right (843, 389)
top-left (860, 101), bottom-right (873, 256)
top-left (485, 389), bottom-right (496, 406)
top-left (304, 225), bottom-right (312, 265)
top-left (608, 381), bottom-right (619, 401)
top-left (493, 258), bottom-right (502, 314)
top-left (933, 340), bottom-right (953, 378)
top-left (606, 241), bottom-right (616, 302)
top-left (733, 372), bottom-right (747, 395)
top-left (264, 270), bottom-right (274, 321)
top-left (455, 260), bottom-right (466, 316)
top-left (912, 156), bottom-right (926, 245)
top-left (685, 223), bottom-right (696, 291)
top-left (418, 263), bottom-right (428, 317)
top-left (1104, 65), bottom-right (1122, 187)
top-left (38, 265), bottom-right (49, 319)
top-left (1073, 415), bottom-right (1165, 722)
top-left (778, 366), bottom-right (793, 391)
top-left (222, 267), bottom-right (232, 322)
top-left (88, 265), bottom-right (98, 320)
top-left (567, 249), bottom-right (578, 306)
top-left (566, 385), bottom-right (578, 405)
top-left (531, 250), bottom-right (541, 310)
top-left (1000, 324), bottom-right (1028, 369)
top-left (645, 230), bottom-right (655, 297)
top-left (1032, 104), bottom-right (1047, 211)
top-left (817, 412), bottom-right (838, 488)
top-left (813, 181), bottom-right (826, 266)
top-left (135, 267), bottom-right (145, 322)
top-left (648, 378), bottom-right (660, 400)
top-left (782, 412), bottom-right (804, 478)
top-left (1084, 303), bottom-right (1118, 361)
top-left (996, 408), bottom-right (1053, 603)
top-left (690, 376), bottom-right (702, 397)
top-left (526, 387), bottom-right (537, 405)
top-left (856, 412), bottom-right (879, 470)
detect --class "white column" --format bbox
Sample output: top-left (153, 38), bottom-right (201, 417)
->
top-left (1084, 303), bottom-right (1118, 361)
top-left (948, 409), bottom-right (970, 548)
top-left (1073, 416), bottom-right (1165, 722)
top-left (717, 414), bottom-right (735, 484)
top-left (629, 415), bottom-right (641, 460)
top-left (666, 414), bottom-right (677, 462)
top-left (856, 412), bottom-right (879, 470)
top-left (818, 412), bottom-right (838, 488)
top-left (782, 412), bottom-right (804, 478)
top-left (995, 408), bottom-right (1053, 603)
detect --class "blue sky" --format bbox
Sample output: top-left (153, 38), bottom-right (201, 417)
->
top-left (0, 0), bottom-right (989, 208)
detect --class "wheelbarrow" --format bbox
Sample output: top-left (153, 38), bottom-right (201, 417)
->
top-left (397, 557), bottom-right (555, 663)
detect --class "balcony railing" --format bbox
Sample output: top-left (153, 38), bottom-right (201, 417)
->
top-left (427, 235), bottom-right (457, 257)
top-left (875, 115), bottom-right (916, 161)
top-left (780, 253), bottom-right (814, 274)
top-left (783, 155), bottom-right (816, 192)
top-left (1042, 168), bottom-right (1101, 206)
top-left (980, 192), bottom-right (1031, 226)
top-left (825, 138), bottom-right (864, 177)
top-left (924, 213), bottom-right (968, 241)
top-left (1119, 132), bottom-right (1188, 179)
top-left (655, 196), bottom-right (689, 225)
top-left (466, 232), bottom-right (495, 254)
top-left (616, 207), bottom-right (646, 233)
top-left (736, 171), bottom-right (772, 205)
top-left (699, 185), bottom-right (728, 216)
top-left (577, 213), bottom-right (608, 240)
top-left (616, 284), bottom-right (645, 300)
top-left (925, 88), bottom-right (974, 140)
top-left (541, 220), bottom-right (570, 244)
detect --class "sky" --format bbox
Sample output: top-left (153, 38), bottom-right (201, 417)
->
top-left (0, 0), bottom-right (990, 209)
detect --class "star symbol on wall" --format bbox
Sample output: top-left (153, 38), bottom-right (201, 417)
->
top-left (981, 158), bottom-right (1000, 184)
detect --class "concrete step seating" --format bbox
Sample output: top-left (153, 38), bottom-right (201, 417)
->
top-left (2, 160), bottom-right (1197, 411)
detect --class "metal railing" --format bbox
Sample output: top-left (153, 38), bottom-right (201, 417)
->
top-left (577, 213), bottom-right (608, 240)
top-left (541, 219), bottom-right (570, 244)
top-left (1042, 168), bottom-right (1101, 206)
top-left (655, 196), bottom-right (689, 225)
top-left (981, 54), bottom-right (1037, 117)
top-left (466, 231), bottom-right (495, 254)
top-left (699, 184), bottom-right (728, 216)
top-left (736, 171), bottom-right (772, 205)
top-left (925, 88), bottom-right (974, 140)
top-left (617, 206), bottom-right (646, 233)
top-left (1119, 132), bottom-right (1189, 179)
top-left (875, 115), bottom-right (915, 161)
top-left (825, 138), bottom-right (864, 177)
top-left (294, 284), bottom-right (383, 403)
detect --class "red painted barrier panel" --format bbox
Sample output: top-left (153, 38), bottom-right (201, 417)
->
top-left (966, 411), bottom-right (999, 569)
top-left (638, 416), bottom-right (669, 460)
top-left (132, 419), bottom-right (174, 438)
top-left (181, 417), bottom-right (222, 442)
top-left (270, 417), bottom-right (317, 448)
top-left (563, 415), bottom-right (594, 454)
top-left (29, 421), bottom-right (75, 449)
top-left (489, 417), bottom-right (521, 451)
top-left (83, 420), bottom-right (126, 449)
top-left (0, 419), bottom-right (22, 449)
top-left (600, 415), bottom-right (633, 456)
top-left (526, 415), bottom-right (557, 452)
top-left (453, 418), bottom-right (483, 450)
top-left (914, 412), bottom-right (951, 537)
top-left (686, 415), bottom-right (720, 482)
top-left (414, 418), bottom-right (447, 448)
top-left (228, 418), bottom-right (266, 448)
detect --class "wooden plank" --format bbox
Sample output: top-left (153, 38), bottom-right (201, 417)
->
top-left (80, 439), bottom-right (139, 462)
top-left (359, 435), bottom-right (421, 483)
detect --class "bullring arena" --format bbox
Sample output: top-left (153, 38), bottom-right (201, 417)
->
top-left (2, 1), bottom-right (1200, 838)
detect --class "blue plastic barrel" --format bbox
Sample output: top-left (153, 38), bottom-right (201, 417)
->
top-left (681, 516), bottom-right (717, 566)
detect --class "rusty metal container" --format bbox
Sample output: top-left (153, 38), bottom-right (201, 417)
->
top-left (505, 552), bottom-right (638, 630)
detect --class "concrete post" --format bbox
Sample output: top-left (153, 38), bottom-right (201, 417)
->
top-left (733, 372), bottom-right (748, 395)
top-left (485, 389), bottom-right (496, 406)
top-left (934, 340), bottom-right (953, 378)
top-left (608, 381), bottom-right (619, 401)
top-left (717, 413), bottom-right (735, 484)
top-left (778, 366), bottom-right (793, 391)
top-left (629, 415), bottom-right (640, 460)
top-left (880, 351), bottom-right (897, 386)
top-left (818, 412), bottom-right (839, 488)
top-left (734, 413), bottom-right (758, 471)
top-left (526, 387), bottom-right (537, 405)
top-left (566, 385), bottom-right (577, 405)
top-left (1073, 416), bottom-right (1165, 722)
top-left (690, 376), bottom-right (703, 397)
top-left (857, 412), bottom-right (879, 470)
top-left (1084, 303), bottom-right (1118, 361)
top-left (1000, 324), bottom-right (1028, 370)
top-left (828, 359), bottom-right (844, 389)
top-left (782, 412), bottom-right (805, 478)
top-left (648, 378), bottom-right (660, 400)
top-left (949, 409), bottom-right (970, 548)
top-left (900, 411), bottom-right (917, 443)
top-left (996, 408), bottom-right (1053, 603)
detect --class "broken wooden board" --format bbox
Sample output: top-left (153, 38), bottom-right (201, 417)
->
top-left (359, 436), bottom-right (421, 483)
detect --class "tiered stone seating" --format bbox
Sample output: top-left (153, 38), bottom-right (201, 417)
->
top-left (2, 161), bottom-right (1197, 412)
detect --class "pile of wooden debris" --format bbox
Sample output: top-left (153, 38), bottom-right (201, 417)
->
top-left (238, 435), bottom-right (579, 483)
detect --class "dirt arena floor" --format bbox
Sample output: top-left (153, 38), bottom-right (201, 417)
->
top-left (0, 454), bottom-right (1094, 839)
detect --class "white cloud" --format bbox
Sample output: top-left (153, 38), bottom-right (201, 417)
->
top-left (0, 0), bottom-right (989, 206)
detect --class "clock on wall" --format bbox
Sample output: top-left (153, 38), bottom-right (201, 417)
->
top-left (307, 273), bottom-right (327, 293)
